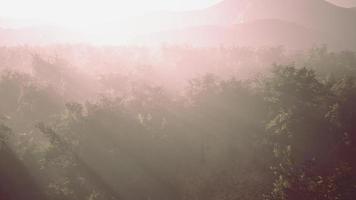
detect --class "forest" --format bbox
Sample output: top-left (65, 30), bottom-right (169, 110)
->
top-left (0, 45), bottom-right (355, 200)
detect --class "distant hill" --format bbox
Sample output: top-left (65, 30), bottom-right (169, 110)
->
top-left (126, 0), bottom-right (356, 32)
top-left (132, 0), bottom-right (356, 50)
top-left (240, 0), bottom-right (356, 36)
top-left (326, 0), bottom-right (356, 7)
top-left (117, 0), bottom-right (247, 34)
top-left (0, 0), bottom-right (356, 49)
top-left (134, 19), bottom-right (337, 49)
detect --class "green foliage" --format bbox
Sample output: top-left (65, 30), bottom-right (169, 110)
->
top-left (0, 47), bottom-right (355, 200)
top-left (264, 66), bottom-right (356, 200)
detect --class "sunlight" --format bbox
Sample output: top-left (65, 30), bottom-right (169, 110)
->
top-left (0, 0), bottom-right (222, 44)
top-left (0, 0), bottom-right (221, 28)
top-left (0, 0), bottom-right (355, 199)
top-left (1, 0), bottom-right (147, 28)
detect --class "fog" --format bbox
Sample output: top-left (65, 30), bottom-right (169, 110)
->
top-left (0, 0), bottom-right (356, 200)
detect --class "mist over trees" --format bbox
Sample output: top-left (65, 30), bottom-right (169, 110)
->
top-left (0, 45), bottom-right (355, 200)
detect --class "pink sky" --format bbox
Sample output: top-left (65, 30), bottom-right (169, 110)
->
top-left (0, 0), bottom-right (220, 23)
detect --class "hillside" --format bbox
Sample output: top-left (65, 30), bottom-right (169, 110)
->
top-left (134, 19), bottom-right (334, 49)
top-left (132, 0), bottom-right (356, 49)
top-left (0, 0), bottom-right (355, 49)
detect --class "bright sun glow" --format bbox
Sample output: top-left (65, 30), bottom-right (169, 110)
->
top-left (0, 0), bottom-right (221, 28)
top-left (0, 0), bottom-right (222, 45)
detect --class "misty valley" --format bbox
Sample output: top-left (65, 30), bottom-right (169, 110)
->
top-left (1, 0), bottom-right (356, 200)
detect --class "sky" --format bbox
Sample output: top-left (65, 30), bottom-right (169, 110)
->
top-left (326, 0), bottom-right (356, 7)
top-left (1, 0), bottom-right (355, 29)
top-left (0, 0), bottom-right (221, 27)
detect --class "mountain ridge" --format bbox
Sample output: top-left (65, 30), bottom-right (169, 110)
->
top-left (0, 0), bottom-right (355, 49)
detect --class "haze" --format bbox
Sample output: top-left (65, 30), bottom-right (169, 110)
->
top-left (0, 0), bottom-right (221, 28)
top-left (0, 1), bottom-right (356, 200)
